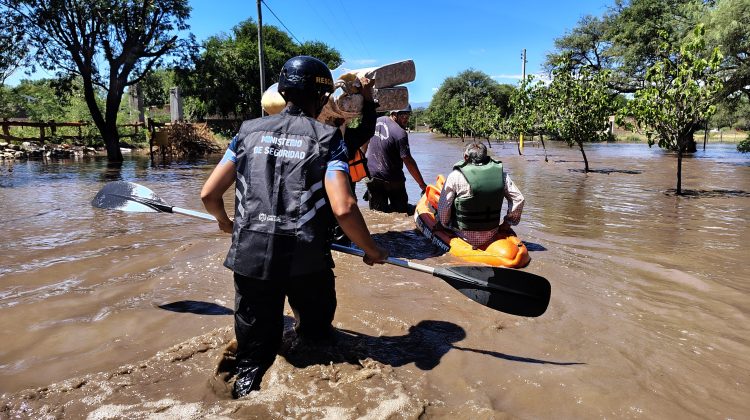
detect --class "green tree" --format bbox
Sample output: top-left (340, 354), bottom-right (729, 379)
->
top-left (547, 0), bottom-right (748, 105)
top-left (472, 96), bottom-right (501, 143)
top-left (545, 15), bottom-right (612, 72)
top-left (410, 106), bottom-right (427, 131)
top-left (617, 25), bottom-right (723, 194)
top-left (542, 61), bottom-right (616, 172)
top-left (139, 68), bottom-right (176, 108)
top-left (3, 0), bottom-right (191, 161)
top-left (427, 69), bottom-right (511, 139)
top-left (705, 0), bottom-right (750, 101)
top-left (0, 7), bottom-right (27, 86)
top-left (738, 135), bottom-right (750, 153)
top-left (507, 76), bottom-right (548, 154)
top-left (177, 19), bottom-right (340, 120)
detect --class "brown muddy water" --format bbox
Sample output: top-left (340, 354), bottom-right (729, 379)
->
top-left (0, 134), bottom-right (748, 419)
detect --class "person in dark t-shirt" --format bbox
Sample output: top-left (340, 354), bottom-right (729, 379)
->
top-left (364, 104), bottom-right (427, 213)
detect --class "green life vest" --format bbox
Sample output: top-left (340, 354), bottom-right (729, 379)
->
top-left (452, 159), bottom-right (504, 231)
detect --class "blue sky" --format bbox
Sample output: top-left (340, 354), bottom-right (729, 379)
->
top-left (7, 0), bottom-right (612, 105)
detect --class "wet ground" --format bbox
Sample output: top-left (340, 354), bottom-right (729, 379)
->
top-left (0, 134), bottom-right (748, 418)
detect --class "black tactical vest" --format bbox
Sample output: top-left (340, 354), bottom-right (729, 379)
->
top-left (223, 110), bottom-right (338, 280)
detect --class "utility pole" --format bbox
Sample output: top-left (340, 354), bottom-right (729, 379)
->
top-left (257, 0), bottom-right (266, 115)
top-left (519, 48), bottom-right (527, 155)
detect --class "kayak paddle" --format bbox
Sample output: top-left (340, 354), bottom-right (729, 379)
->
top-left (330, 244), bottom-right (549, 317)
top-left (92, 181), bottom-right (551, 317)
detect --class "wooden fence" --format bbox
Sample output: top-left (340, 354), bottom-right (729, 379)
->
top-left (0, 119), bottom-right (145, 144)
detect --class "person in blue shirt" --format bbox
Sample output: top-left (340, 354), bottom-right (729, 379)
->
top-left (200, 56), bottom-right (388, 398)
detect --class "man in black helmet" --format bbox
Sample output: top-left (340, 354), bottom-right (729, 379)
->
top-left (201, 55), bottom-right (388, 398)
top-left (365, 104), bottom-right (428, 213)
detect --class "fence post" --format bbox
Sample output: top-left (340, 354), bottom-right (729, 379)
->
top-left (50, 120), bottom-right (57, 139)
top-left (39, 124), bottom-right (45, 145)
top-left (2, 118), bottom-right (9, 141)
top-left (129, 83), bottom-right (145, 123)
top-left (169, 87), bottom-right (183, 122)
top-left (147, 117), bottom-right (154, 160)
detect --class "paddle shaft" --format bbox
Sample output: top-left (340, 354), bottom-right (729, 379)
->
top-left (172, 206), bottom-right (216, 221)
top-left (151, 206), bottom-right (434, 275)
top-left (330, 243), bottom-right (435, 275)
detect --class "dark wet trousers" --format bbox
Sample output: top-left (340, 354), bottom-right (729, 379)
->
top-left (232, 269), bottom-right (337, 394)
top-left (365, 178), bottom-right (409, 213)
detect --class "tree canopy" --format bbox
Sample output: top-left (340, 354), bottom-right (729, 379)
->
top-left (705, 0), bottom-right (750, 100)
top-left (0, 7), bottom-right (27, 86)
top-left (546, 0), bottom-right (747, 101)
top-left (542, 60), bottom-right (617, 172)
top-left (617, 25), bottom-right (723, 194)
top-left (2, 0), bottom-right (192, 161)
top-left (426, 69), bottom-right (512, 140)
top-left (177, 19), bottom-right (341, 120)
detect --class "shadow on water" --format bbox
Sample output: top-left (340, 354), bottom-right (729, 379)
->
top-left (372, 231), bottom-right (443, 260)
top-left (568, 168), bottom-right (643, 175)
top-left (280, 319), bottom-right (583, 370)
top-left (667, 189), bottom-right (750, 198)
top-left (523, 241), bottom-right (547, 251)
top-left (157, 300), bottom-right (234, 315)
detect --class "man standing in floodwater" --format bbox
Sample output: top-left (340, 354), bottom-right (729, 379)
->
top-left (364, 104), bottom-right (428, 213)
top-left (200, 55), bottom-right (388, 398)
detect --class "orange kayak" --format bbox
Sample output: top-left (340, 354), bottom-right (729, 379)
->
top-left (414, 175), bottom-right (530, 268)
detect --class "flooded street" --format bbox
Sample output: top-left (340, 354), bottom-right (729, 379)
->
top-left (1, 134), bottom-right (749, 418)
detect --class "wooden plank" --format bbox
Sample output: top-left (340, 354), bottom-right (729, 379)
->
top-left (1, 121), bottom-right (89, 128)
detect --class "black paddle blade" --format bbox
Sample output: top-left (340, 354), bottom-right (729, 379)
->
top-left (433, 266), bottom-right (551, 317)
top-left (92, 181), bottom-right (173, 213)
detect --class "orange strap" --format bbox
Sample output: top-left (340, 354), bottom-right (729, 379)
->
top-left (348, 148), bottom-right (369, 183)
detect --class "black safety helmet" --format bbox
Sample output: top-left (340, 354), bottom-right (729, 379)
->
top-left (278, 56), bottom-right (335, 100)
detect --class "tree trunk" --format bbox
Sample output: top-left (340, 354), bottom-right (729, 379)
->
top-left (103, 83), bottom-right (125, 162)
top-left (686, 132), bottom-right (697, 153)
top-left (80, 74), bottom-right (123, 162)
top-left (703, 122), bottom-right (708, 151)
top-left (579, 141), bottom-right (589, 172)
top-left (676, 148), bottom-right (683, 195)
top-left (103, 121), bottom-right (122, 161)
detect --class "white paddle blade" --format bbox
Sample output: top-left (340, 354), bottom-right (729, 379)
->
top-left (92, 181), bottom-right (170, 213)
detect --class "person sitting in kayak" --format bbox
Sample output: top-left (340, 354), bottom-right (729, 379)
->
top-left (436, 142), bottom-right (525, 248)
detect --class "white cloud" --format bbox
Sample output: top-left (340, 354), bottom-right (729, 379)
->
top-left (491, 74), bottom-right (524, 80)
top-left (332, 59), bottom-right (379, 77)
top-left (492, 72), bottom-right (551, 84)
top-left (346, 58), bottom-right (378, 66)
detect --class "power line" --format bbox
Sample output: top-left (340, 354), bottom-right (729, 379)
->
top-left (301, 0), bottom-right (346, 49)
top-left (318, 0), bottom-right (360, 57)
top-left (261, 0), bottom-right (303, 45)
top-left (335, 0), bottom-right (371, 57)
